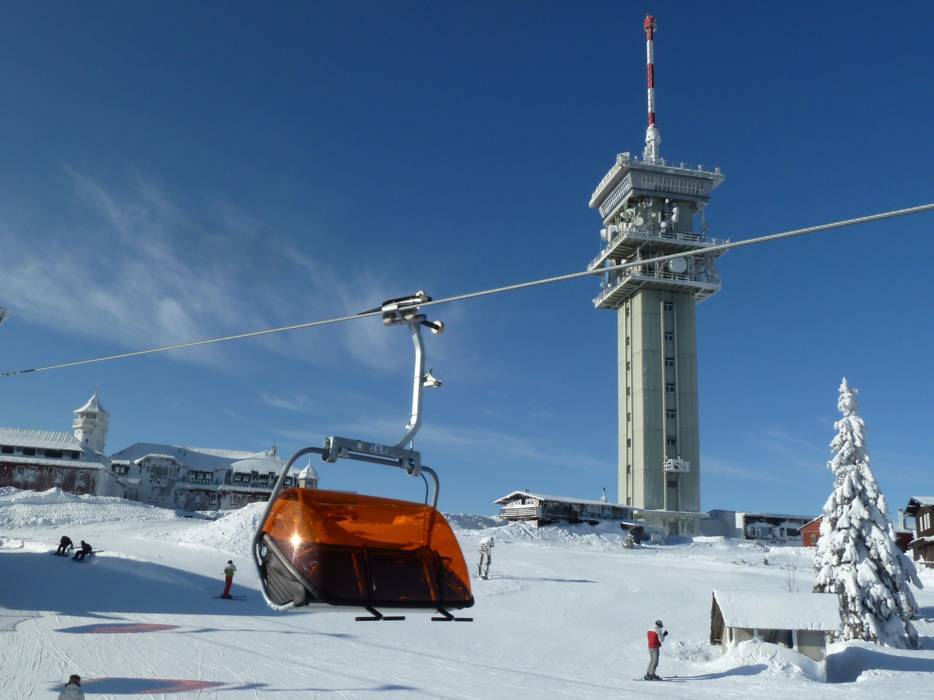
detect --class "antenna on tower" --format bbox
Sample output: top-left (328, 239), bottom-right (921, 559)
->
top-left (643, 14), bottom-right (661, 163)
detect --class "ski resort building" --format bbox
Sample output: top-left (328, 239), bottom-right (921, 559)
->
top-left (709, 589), bottom-right (841, 670)
top-left (109, 444), bottom-right (300, 511)
top-left (702, 510), bottom-right (816, 544)
top-left (0, 392), bottom-right (307, 511)
top-left (903, 496), bottom-right (934, 567)
top-left (0, 394), bottom-right (115, 496)
top-left (494, 491), bottom-right (634, 527)
top-left (587, 16), bottom-right (725, 535)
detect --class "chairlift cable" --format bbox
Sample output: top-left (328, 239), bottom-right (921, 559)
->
top-left (1, 202), bottom-right (932, 378)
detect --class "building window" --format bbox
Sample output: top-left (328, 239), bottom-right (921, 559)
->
top-left (626, 361), bottom-right (631, 371)
top-left (664, 357), bottom-right (675, 367)
top-left (663, 302), bottom-right (673, 311)
top-left (44, 449), bottom-right (63, 459)
top-left (626, 438), bottom-right (632, 447)
top-left (664, 332), bottom-right (674, 341)
top-left (1, 445), bottom-right (12, 454)
top-left (626, 412), bottom-right (631, 422)
top-left (23, 447), bottom-right (36, 456)
top-left (665, 383), bottom-right (676, 393)
top-left (666, 437), bottom-right (677, 447)
top-left (666, 409), bottom-right (676, 419)
top-left (230, 495), bottom-right (240, 506)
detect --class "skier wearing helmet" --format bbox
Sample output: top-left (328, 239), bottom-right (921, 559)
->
top-left (644, 619), bottom-right (668, 680)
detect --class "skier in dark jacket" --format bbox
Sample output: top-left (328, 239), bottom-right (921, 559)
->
top-left (73, 541), bottom-right (93, 561)
top-left (55, 536), bottom-right (74, 556)
top-left (644, 620), bottom-right (668, 680)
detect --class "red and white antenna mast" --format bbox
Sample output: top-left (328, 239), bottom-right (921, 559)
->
top-left (643, 14), bottom-right (661, 163)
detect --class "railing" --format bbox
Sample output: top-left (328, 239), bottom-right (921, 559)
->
top-left (589, 227), bottom-right (725, 271)
top-left (593, 267), bottom-right (719, 306)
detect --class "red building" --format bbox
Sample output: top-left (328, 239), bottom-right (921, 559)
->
top-left (801, 516), bottom-right (912, 552)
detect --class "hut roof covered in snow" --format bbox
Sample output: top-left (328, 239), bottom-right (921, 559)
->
top-left (712, 590), bottom-right (841, 631)
top-left (493, 490), bottom-right (618, 509)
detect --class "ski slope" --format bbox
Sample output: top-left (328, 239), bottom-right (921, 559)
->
top-left (1, 488), bottom-right (932, 698)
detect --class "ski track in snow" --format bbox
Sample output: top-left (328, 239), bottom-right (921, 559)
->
top-left (1, 488), bottom-right (933, 698)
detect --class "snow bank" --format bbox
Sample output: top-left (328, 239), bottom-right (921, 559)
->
top-left (711, 638), bottom-right (826, 682)
top-left (0, 487), bottom-right (178, 528)
top-left (445, 513), bottom-right (500, 530)
top-left (170, 501), bottom-right (266, 555)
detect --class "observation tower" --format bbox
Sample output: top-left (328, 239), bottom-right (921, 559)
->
top-left (588, 15), bottom-right (725, 534)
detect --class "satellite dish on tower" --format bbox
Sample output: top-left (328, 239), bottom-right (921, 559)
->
top-left (667, 257), bottom-right (688, 274)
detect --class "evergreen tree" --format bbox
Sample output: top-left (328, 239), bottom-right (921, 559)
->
top-left (814, 378), bottom-right (922, 648)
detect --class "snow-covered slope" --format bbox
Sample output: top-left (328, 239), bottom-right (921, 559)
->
top-left (1, 487), bottom-right (932, 698)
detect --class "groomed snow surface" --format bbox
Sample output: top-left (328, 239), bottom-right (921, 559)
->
top-left (1, 489), bottom-right (933, 698)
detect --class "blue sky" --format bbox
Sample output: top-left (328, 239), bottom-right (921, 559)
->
top-left (0, 1), bottom-right (932, 518)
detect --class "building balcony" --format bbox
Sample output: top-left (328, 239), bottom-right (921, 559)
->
top-left (593, 267), bottom-right (721, 309)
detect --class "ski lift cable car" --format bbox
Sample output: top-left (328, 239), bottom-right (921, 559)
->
top-left (252, 292), bottom-right (474, 622)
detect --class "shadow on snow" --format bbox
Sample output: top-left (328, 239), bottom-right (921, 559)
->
top-left (0, 550), bottom-right (278, 617)
top-left (51, 678), bottom-right (416, 695)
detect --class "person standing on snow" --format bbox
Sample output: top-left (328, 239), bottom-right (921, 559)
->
top-left (73, 541), bottom-right (93, 561)
top-left (56, 536), bottom-right (74, 556)
top-left (58, 674), bottom-right (85, 699)
top-left (221, 560), bottom-right (237, 598)
top-left (645, 619), bottom-right (668, 680)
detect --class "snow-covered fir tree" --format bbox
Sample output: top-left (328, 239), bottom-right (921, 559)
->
top-left (813, 378), bottom-right (922, 648)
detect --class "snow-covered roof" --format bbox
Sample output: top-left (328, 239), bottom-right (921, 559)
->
top-left (74, 393), bottom-right (107, 415)
top-left (493, 490), bottom-right (628, 509)
top-left (133, 453), bottom-right (178, 465)
top-left (297, 464), bottom-right (319, 481)
top-left (907, 496), bottom-right (934, 507)
top-left (0, 428), bottom-right (84, 451)
top-left (229, 454), bottom-right (284, 474)
top-left (908, 536), bottom-right (934, 548)
top-left (111, 443), bottom-right (261, 470)
top-left (713, 590), bottom-right (841, 631)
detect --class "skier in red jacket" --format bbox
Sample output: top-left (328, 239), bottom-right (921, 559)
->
top-left (644, 620), bottom-right (668, 680)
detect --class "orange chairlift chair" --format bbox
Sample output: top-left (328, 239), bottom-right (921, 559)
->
top-left (252, 293), bottom-right (473, 621)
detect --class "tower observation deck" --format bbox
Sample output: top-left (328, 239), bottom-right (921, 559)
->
top-left (588, 15), bottom-right (725, 533)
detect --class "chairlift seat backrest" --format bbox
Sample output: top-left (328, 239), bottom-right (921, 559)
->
top-left (259, 489), bottom-right (473, 610)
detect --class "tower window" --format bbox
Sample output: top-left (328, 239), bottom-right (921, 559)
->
top-left (626, 438), bottom-right (632, 447)
top-left (666, 409), bottom-right (676, 419)
top-left (665, 383), bottom-right (676, 393)
top-left (626, 412), bottom-right (631, 422)
top-left (664, 358), bottom-right (675, 367)
top-left (666, 437), bottom-right (678, 447)
top-left (664, 332), bottom-right (674, 341)
top-left (663, 302), bottom-right (673, 311)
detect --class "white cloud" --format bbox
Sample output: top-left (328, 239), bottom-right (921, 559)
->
top-left (258, 392), bottom-right (317, 414)
top-left (0, 168), bottom-right (403, 371)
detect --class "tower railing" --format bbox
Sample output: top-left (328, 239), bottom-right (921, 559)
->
top-left (588, 227), bottom-right (728, 271)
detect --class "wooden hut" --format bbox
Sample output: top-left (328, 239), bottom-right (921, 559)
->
top-left (710, 589), bottom-right (841, 664)
top-left (904, 496), bottom-right (934, 567)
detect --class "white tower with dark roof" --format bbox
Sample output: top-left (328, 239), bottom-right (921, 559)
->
top-left (73, 393), bottom-right (109, 454)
